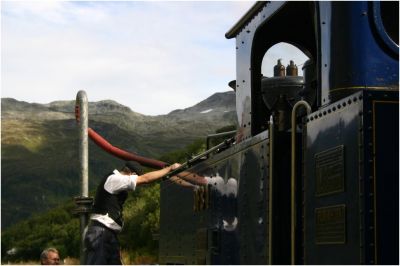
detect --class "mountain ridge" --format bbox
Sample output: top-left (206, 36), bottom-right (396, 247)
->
top-left (2, 90), bottom-right (235, 117)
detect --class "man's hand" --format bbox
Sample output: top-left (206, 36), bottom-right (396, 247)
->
top-left (170, 163), bottom-right (181, 171)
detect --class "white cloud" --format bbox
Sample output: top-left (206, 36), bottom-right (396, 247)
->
top-left (1, 1), bottom-right (258, 115)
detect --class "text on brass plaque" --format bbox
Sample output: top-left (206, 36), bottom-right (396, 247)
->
top-left (315, 145), bottom-right (344, 196)
top-left (315, 205), bottom-right (346, 244)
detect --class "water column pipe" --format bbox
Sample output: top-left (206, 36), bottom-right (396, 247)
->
top-left (77, 90), bottom-right (88, 198)
top-left (74, 90), bottom-right (93, 264)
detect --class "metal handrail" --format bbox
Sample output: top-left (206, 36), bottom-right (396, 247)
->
top-left (206, 130), bottom-right (237, 150)
top-left (290, 100), bottom-right (311, 265)
top-left (268, 115), bottom-right (274, 264)
top-left (162, 137), bottom-right (235, 180)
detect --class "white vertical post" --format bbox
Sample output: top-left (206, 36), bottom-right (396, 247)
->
top-left (75, 90), bottom-right (91, 264)
top-left (77, 90), bottom-right (89, 197)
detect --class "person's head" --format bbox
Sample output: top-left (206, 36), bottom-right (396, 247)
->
top-left (121, 161), bottom-right (144, 175)
top-left (40, 248), bottom-right (60, 265)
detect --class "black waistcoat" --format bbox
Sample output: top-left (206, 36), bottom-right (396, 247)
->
top-left (92, 172), bottom-right (128, 226)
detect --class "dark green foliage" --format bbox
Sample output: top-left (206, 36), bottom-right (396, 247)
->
top-left (1, 201), bottom-right (80, 262)
top-left (119, 184), bottom-right (161, 257)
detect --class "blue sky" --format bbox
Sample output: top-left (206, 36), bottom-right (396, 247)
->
top-left (2, 1), bottom-right (308, 115)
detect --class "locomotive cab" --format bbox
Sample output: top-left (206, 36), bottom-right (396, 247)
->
top-left (159, 1), bottom-right (398, 264)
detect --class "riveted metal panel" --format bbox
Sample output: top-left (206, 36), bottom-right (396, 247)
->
top-left (304, 90), bottom-right (399, 264)
top-left (304, 92), bottom-right (364, 264)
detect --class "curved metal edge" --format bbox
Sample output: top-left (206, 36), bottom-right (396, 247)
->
top-left (225, 1), bottom-right (268, 39)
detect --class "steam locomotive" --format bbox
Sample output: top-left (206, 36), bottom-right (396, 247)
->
top-left (158, 2), bottom-right (399, 264)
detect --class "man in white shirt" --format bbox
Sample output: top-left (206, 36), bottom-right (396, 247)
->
top-left (84, 161), bottom-right (181, 265)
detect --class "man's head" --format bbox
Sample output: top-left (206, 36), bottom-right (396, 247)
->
top-left (122, 161), bottom-right (144, 175)
top-left (40, 248), bottom-right (60, 265)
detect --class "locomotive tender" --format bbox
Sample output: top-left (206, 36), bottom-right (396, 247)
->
top-left (159, 1), bottom-right (399, 264)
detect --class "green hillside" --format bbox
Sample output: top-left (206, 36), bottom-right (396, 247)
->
top-left (1, 118), bottom-right (143, 228)
top-left (1, 137), bottom-right (209, 264)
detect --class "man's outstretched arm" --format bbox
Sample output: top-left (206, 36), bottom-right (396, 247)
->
top-left (136, 163), bottom-right (181, 185)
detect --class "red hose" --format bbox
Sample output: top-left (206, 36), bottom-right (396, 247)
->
top-left (88, 128), bottom-right (168, 169)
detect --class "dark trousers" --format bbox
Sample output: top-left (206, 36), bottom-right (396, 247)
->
top-left (84, 222), bottom-right (122, 265)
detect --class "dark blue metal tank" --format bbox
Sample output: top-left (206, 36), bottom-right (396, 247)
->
top-left (319, 2), bottom-right (399, 105)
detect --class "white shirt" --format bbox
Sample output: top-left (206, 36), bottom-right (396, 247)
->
top-left (104, 169), bottom-right (138, 194)
top-left (91, 169), bottom-right (138, 232)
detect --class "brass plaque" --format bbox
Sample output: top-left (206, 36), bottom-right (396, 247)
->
top-left (315, 205), bottom-right (346, 244)
top-left (315, 145), bottom-right (345, 196)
